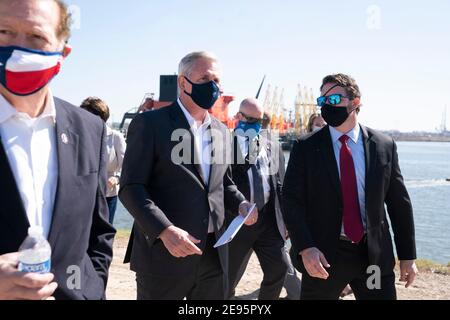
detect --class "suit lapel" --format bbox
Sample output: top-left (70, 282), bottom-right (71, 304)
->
top-left (320, 126), bottom-right (342, 198)
top-left (361, 125), bottom-right (377, 224)
top-left (47, 102), bottom-right (79, 249)
top-left (0, 138), bottom-right (29, 234)
top-left (169, 103), bottom-right (207, 189)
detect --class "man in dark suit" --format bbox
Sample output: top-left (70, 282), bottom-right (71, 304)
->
top-left (0, 0), bottom-right (115, 300)
top-left (282, 73), bottom-right (418, 300)
top-left (119, 51), bottom-right (258, 300)
top-left (226, 98), bottom-right (288, 300)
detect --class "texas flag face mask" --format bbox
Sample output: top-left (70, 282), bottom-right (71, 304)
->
top-left (0, 46), bottom-right (63, 96)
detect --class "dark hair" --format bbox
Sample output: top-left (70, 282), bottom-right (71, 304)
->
top-left (307, 114), bottom-right (322, 133)
top-left (320, 73), bottom-right (361, 100)
top-left (80, 97), bottom-right (110, 122)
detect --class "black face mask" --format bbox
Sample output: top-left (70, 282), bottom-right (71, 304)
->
top-left (184, 77), bottom-right (221, 110)
top-left (321, 104), bottom-right (359, 127)
top-left (321, 104), bottom-right (349, 127)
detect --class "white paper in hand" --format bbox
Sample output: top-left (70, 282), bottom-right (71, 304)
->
top-left (214, 204), bottom-right (256, 248)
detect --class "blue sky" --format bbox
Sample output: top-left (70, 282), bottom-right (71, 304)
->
top-left (51, 0), bottom-right (450, 132)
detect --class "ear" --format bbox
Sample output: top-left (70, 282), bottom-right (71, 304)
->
top-left (352, 97), bottom-right (361, 107)
top-left (235, 112), bottom-right (243, 121)
top-left (62, 44), bottom-right (72, 58)
top-left (178, 76), bottom-right (190, 94)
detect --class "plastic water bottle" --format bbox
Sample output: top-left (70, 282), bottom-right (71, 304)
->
top-left (18, 226), bottom-right (52, 274)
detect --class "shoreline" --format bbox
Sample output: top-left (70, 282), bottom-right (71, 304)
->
top-left (107, 230), bottom-right (450, 300)
top-left (393, 138), bottom-right (450, 143)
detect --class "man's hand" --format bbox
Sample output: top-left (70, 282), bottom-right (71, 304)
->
top-left (159, 226), bottom-right (203, 258)
top-left (0, 253), bottom-right (58, 300)
top-left (300, 247), bottom-right (331, 280)
top-left (399, 260), bottom-right (418, 288)
top-left (239, 201), bottom-right (259, 226)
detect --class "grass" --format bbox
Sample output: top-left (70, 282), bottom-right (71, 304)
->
top-left (113, 228), bottom-right (450, 275)
top-left (116, 229), bottom-right (131, 238)
top-left (414, 259), bottom-right (450, 275)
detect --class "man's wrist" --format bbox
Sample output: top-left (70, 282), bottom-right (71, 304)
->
top-left (300, 247), bottom-right (314, 256)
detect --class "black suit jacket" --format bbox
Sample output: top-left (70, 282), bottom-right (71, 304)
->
top-left (119, 102), bottom-right (246, 277)
top-left (282, 125), bottom-right (416, 275)
top-left (228, 133), bottom-right (287, 239)
top-left (0, 97), bottom-right (115, 300)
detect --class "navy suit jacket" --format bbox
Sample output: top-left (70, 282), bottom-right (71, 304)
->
top-left (0, 97), bottom-right (116, 300)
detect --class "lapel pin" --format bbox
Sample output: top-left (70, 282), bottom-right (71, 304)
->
top-left (61, 133), bottom-right (69, 144)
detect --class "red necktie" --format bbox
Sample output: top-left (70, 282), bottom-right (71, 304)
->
top-left (339, 135), bottom-right (364, 243)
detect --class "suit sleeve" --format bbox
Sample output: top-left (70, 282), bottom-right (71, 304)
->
top-left (385, 139), bottom-right (417, 260)
top-left (119, 114), bottom-right (173, 244)
top-left (222, 130), bottom-right (247, 216)
top-left (224, 165), bottom-right (246, 217)
top-left (88, 123), bottom-right (116, 289)
top-left (282, 140), bottom-right (315, 253)
top-left (277, 141), bottom-right (286, 184)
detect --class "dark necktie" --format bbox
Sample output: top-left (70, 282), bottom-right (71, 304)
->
top-left (339, 135), bottom-right (364, 243)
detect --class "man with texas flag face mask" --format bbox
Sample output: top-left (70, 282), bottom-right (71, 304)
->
top-left (120, 51), bottom-right (258, 300)
top-left (0, 0), bottom-right (115, 300)
top-left (282, 73), bottom-right (417, 300)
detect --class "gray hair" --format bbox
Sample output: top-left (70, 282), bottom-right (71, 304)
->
top-left (178, 51), bottom-right (218, 78)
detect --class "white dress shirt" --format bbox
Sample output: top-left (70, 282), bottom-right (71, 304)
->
top-left (0, 92), bottom-right (58, 238)
top-left (236, 135), bottom-right (271, 206)
top-left (328, 125), bottom-right (367, 236)
top-left (178, 99), bottom-right (214, 232)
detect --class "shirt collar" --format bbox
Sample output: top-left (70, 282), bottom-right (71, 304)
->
top-left (177, 98), bottom-right (211, 130)
top-left (0, 90), bottom-right (56, 125)
top-left (329, 124), bottom-right (361, 145)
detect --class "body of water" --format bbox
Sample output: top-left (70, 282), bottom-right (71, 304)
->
top-left (114, 141), bottom-right (450, 264)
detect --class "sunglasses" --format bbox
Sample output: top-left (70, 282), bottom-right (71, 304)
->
top-left (317, 94), bottom-right (350, 107)
top-left (239, 112), bottom-right (264, 124)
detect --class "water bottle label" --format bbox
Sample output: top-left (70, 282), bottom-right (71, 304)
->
top-left (18, 259), bottom-right (51, 274)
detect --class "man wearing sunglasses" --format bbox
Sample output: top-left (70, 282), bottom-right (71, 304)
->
top-left (226, 98), bottom-right (288, 300)
top-left (283, 74), bottom-right (417, 300)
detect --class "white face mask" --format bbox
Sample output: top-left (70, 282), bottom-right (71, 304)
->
top-left (312, 126), bottom-right (323, 133)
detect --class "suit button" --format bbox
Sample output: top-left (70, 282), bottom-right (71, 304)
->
top-left (145, 235), bottom-right (149, 240)
top-left (203, 218), bottom-right (208, 225)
